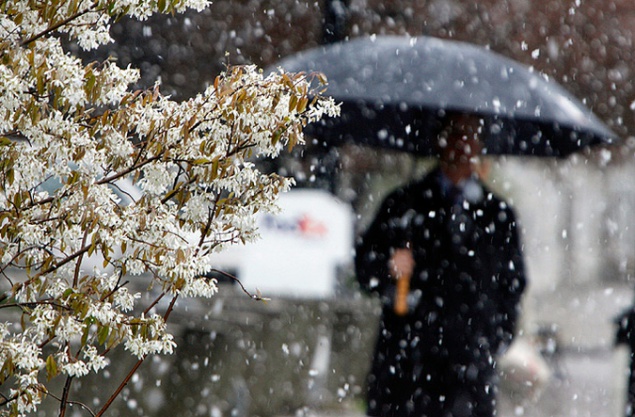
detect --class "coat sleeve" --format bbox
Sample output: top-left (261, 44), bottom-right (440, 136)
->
top-left (494, 205), bottom-right (528, 352)
top-left (354, 187), bottom-right (413, 296)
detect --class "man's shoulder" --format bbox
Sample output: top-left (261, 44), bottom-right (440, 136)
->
top-left (401, 169), bottom-right (441, 192)
top-left (481, 187), bottom-right (518, 221)
top-left (384, 172), bottom-right (439, 204)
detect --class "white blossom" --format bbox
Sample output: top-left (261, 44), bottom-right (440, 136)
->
top-left (55, 316), bottom-right (84, 344)
top-left (8, 336), bottom-right (44, 372)
top-left (138, 162), bottom-right (177, 195)
top-left (124, 315), bottom-right (176, 358)
top-left (87, 301), bottom-right (120, 325)
top-left (113, 287), bottom-right (141, 312)
top-left (45, 277), bottom-right (70, 299)
top-left (83, 345), bottom-right (110, 373)
top-left (181, 277), bottom-right (219, 298)
top-left (61, 358), bottom-right (91, 378)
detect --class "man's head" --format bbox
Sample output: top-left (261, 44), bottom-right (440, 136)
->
top-left (437, 113), bottom-right (485, 184)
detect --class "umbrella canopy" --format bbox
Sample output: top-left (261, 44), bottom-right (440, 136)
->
top-left (271, 35), bottom-right (618, 157)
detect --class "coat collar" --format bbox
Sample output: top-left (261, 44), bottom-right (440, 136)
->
top-left (428, 167), bottom-right (486, 205)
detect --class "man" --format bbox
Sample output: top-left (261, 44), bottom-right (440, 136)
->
top-left (355, 114), bottom-right (527, 417)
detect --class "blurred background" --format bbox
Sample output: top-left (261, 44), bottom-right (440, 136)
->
top-left (55, 1), bottom-right (635, 416)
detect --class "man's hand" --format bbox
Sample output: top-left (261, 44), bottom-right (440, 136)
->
top-left (390, 248), bottom-right (415, 279)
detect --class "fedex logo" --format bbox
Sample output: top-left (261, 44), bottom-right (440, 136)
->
top-left (261, 213), bottom-right (328, 238)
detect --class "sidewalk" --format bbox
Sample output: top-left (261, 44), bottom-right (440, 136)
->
top-left (499, 347), bottom-right (628, 417)
top-left (279, 279), bottom-right (634, 417)
top-left (498, 278), bottom-right (633, 417)
top-left (280, 347), bottom-right (628, 417)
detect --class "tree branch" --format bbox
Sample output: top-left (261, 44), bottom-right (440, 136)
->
top-left (96, 291), bottom-right (179, 417)
top-left (143, 291), bottom-right (166, 316)
top-left (73, 219), bottom-right (94, 287)
top-left (95, 358), bottom-right (144, 417)
top-left (45, 389), bottom-right (96, 417)
top-left (163, 293), bottom-right (179, 322)
top-left (58, 375), bottom-right (74, 417)
top-left (0, 299), bottom-right (70, 311)
top-left (9, 244), bottom-right (92, 297)
top-left (21, 7), bottom-right (94, 46)
top-left (209, 269), bottom-right (269, 301)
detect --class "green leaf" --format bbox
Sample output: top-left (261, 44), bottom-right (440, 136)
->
top-left (81, 324), bottom-right (90, 346)
top-left (106, 328), bottom-right (120, 350)
top-left (98, 325), bottom-right (109, 345)
top-left (271, 129), bottom-right (282, 146)
top-left (45, 355), bottom-right (58, 380)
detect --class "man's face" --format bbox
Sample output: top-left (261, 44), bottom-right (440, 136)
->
top-left (439, 116), bottom-right (483, 169)
top-left (442, 135), bottom-right (480, 166)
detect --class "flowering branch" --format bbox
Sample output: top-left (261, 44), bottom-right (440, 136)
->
top-left (0, 0), bottom-right (340, 415)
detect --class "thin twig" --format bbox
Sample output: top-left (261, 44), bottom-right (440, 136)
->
top-left (0, 391), bottom-right (17, 407)
top-left (143, 291), bottom-right (166, 316)
top-left (73, 219), bottom-right (94, 287)
top-left (208, 269), bottom-right (269, 301)
top-left (163, 293), bottom-right (179, 322)
top-left (9, 244), bottom-right (91, 297)
top-left (45, 389), bottom-right (96, 417)
top-left (0, 299), bottom-right (69, 311)
top-left (101, 279), bottom-right (129, 302)
top-left (21, 7), bottom-right (93, 46)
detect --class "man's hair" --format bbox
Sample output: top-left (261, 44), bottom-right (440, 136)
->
top-left (436, 112), bottom-right (484, 151)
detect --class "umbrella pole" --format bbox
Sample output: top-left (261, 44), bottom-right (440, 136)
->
top-left (394, 271), bottom-right (411, 316)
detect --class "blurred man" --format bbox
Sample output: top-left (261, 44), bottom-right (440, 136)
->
top-left (356, 114), bottom-right (527, 417)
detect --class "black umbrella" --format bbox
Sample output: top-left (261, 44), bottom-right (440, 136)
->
top-left (272, 35), bottom-right (618, 157)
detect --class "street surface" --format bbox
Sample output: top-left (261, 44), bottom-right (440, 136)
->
top-left (281, 279), bottom-right (635, 417)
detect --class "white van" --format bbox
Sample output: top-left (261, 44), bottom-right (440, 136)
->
top-left (207, 188), bottom-right (354, 299)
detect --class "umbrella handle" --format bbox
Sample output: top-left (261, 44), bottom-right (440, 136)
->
top-left (394, 271), bottom-right (411, 316)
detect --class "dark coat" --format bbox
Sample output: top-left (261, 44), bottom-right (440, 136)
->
top-left (356, 167), bottom-right (527, 417)
top-left (615, 305), bottom-right (635, 417)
